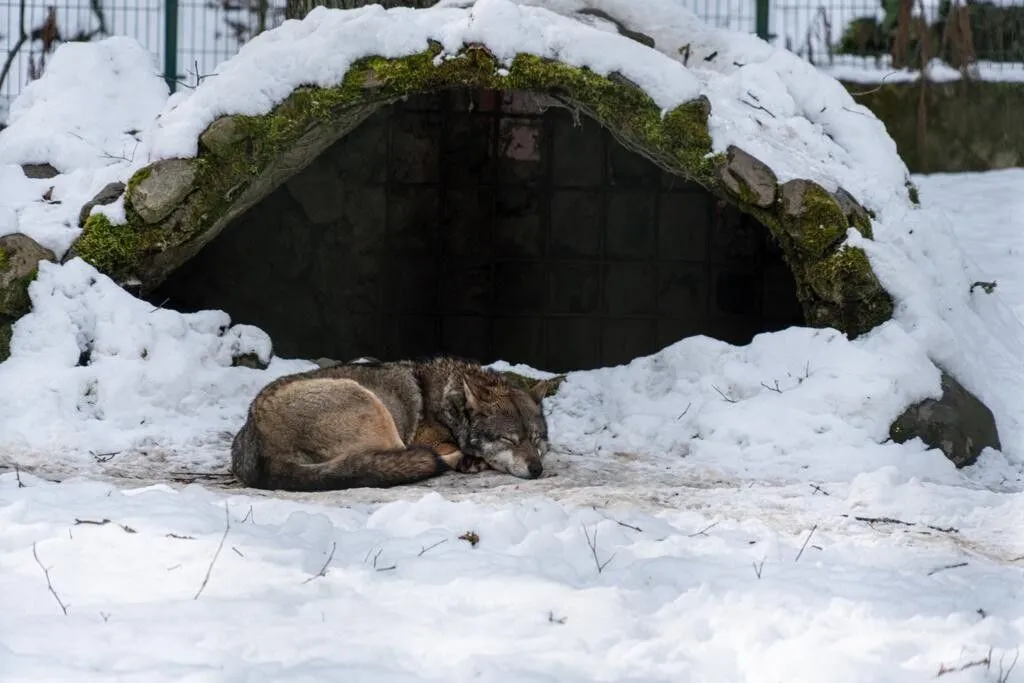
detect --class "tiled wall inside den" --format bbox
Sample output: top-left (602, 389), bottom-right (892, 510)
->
top-left (153, 88), bottom-right (805, 372)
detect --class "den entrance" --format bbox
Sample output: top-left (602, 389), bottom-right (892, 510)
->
top-left (152, 88), bottom-right (804, 372)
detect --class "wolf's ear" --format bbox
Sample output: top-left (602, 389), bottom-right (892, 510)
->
top-left (528, 378), bottom-right (556, 404)
top-left (462, 378), bottom-right (483, 413)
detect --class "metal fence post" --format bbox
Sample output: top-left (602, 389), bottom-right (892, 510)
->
top-left (165, 0), bottom-right (179, 92)
top-left (755, 0), bottom-right (770, 40)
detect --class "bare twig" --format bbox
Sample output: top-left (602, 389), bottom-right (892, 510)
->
top-left (842, 514), bottom-right (959, 534)
top-left (548, 611), bottom-right (567, 625)
top-left (752, 556), bottom-right (765, 579)
top-left (997, 648), bottom-right (1019, 683)
top-left (809, 483), bottom-right (830, 496)
top-left (794, 525), bottom-right (818, 563)
top-left (740, 97), bottom-right (777, 119)
top-left (240, 506), bottom-right (254, 524)
top-left (166, 533), bottom-right (194, 540)
top-left (303, 541), bottom-right (337, 583)
top-left (90, 450), bottom-right (120, 463)
top-left (372, 547), bottom-right (395, 572)
top-left (760, 380), bottom-right (783, 394)
top-left (14, 464), bottom-right (25, 488)
top-left (231, 546), bottom-right (244, 557)
top-left (688, 521), bottom-right (719, 537)
top-left (711, 385), bottom-right (737, 403)
top-left (193, 504), bottom-right (231, 600)
top-left (937, 647), bottom-right (992, 677)
top-left (927, 561), bottom-right (968, 576)
top-left (615, 520), bottom-right (643, 533)
top-left (31, 543), bottom-right (69, 615)
top-left (675, 402), bottom-right (692, 421)
top-left (99, 611), bottom-right (110, 622)
top-left (582, 524), bottom-right (615, 574)
top-left (417, 539), bottom-right (447, 557)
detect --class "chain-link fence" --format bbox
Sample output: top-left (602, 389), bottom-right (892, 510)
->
top-left (2, 0), bottom-right (1023, 120)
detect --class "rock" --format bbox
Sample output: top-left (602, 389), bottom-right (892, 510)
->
top-left (232, 352), bottom-right (269, 370)
top-left (0, 233), bottom-right (56, 361)
top-left (576, 8), bottom-right (656, 48)
top-left (778, 178), bottom-right (847, 257)
top-left (717, 145), bottom-right (777, 208)
top-left (200, 116), bottom-right (247, 156)
top-left (78, 181), bottom-right (126, 227)
top-left (831, 186), bottom-right (873, 237)
top-left (0, 233), bottom-right (55, 316)
top-left (128, 159), bottom-right (197, 224)
top-left (21, 163), bottom-right (59, 179)
top-left (889, 371), bottom-right (1001, 468)
top-left (314, 357), bottom-right (342, 368)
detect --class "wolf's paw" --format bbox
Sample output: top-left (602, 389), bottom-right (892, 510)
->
top-left (456, 455), bottom-right (491, 474)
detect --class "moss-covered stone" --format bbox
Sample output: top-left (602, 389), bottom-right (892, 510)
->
top-left (0, 321), bottom-right (11, 362)
top-left (803, 245), bottom-right (894, 333)
top-left (0, 233), bottom-right (54, 363)
top-left (72, 213), bottom-right (141, 280)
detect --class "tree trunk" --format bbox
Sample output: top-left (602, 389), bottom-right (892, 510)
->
top-left (285, 0), bottom-right (441, 20)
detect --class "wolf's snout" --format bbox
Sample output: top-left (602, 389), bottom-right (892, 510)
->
top-left (527, 461), bottom-right (543, 479)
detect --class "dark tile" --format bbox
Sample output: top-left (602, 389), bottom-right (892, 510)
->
top-left (713, 268), bottom-right (760, 317)
top-left (657, 264), bottom-right (707, 317)
top-left (390, 110), bottom-right (442, 184)
top-left (439, 267), bottom-right (491, 315)
top-left (608, 141), bottom-right (659, 187)
top-left (441, 315), bottom-right (490, 359)
top-left (498, 118), bottom-right (546, 186)
top-left (443, 187), bottom-right (494, 266)
top-left (601, 319), bottom-right (658, 367)
top-left (604, 263), bottom-right (656, 315)
top-left (550, 190), bottom-right (602, 258)
top-left (551, 111), bottom-right (604, 188)
top-left (494, 262), bottom-right (546, 314)
top-left (549, 263), bottom-right (601, 314)
top-left (492, 316), bottom-right (544, 368)
top-left (444, 113), bottom-right (496, 186)
top-left (494, 186), bottom-right (544, 258)
top-left (658, 191), bottom-right (710, 262)
top-left (607, 190), bottom-right (656, 259)
top-left (545, 318), bottom-right (600, 372)
top-left (328, 110), bottom-right (389, 183)
top-left (388, 185), bottom-right (440, 254)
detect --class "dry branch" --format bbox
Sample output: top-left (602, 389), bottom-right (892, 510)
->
top-left (303, 541), bottom-right (337, 583)
top-left (193, 504), bottom-right (231, 600)
top-left (32, 542), bottom-right (69, 615)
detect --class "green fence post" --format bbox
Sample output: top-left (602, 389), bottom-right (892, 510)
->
top-left (165, 0), bottom-right (179, 92)
top-left (755, 0), bottom-right (770, 40)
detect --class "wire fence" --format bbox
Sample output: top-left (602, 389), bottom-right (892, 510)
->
top-left (2, 0), bottom-right (1024, 120)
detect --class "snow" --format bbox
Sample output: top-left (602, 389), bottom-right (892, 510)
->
top-left (1, 3), bottom-right (1024, 679)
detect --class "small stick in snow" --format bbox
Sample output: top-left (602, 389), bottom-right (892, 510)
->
top-left (615, 520), bottom-right (643, 533)
top-left (794, 525), bottom-right (818, 563)
top-left (675, 403), bottom-right (692, 421)
top-left (582, 524), bottom-right (615, 574)
top-left (99, 611), bottom-right (110, 623)
top-left (809, 483), bottom-right (830, 496)
top-left (240, 506), bottom-right (255, 524)
top-left (927, 561), bottom-right (968, 576)
top-left (711, 385), bottom-right (737, 403)
top-left (936, 648), bottom-right (992, 677)
top-left (752, 556), bottom-right (766, 579)
top-left (193, 504), bottom-right (231, 600)
top-left (231, 546), bottom-right (244, 557)
top-left (166, 533), bottom-right (194, 540)
top-left (74, 517), bottom-right (111, 526)
top-left (31, 543), bottom-right (69, 615)
top-left (688, 521), bottom-right (719, 537)
top-left (548, 611), bottom-right (567, 625)
top-left (304, 541), bottom-right (338, 583)
top-left (760, 380), bottom-right (783, 394)
top-left (14, 464), bottom-right (25, 488)
top-left (372, 548), bottom-right (395, 572)
top-left (417, 539), bottom-right (447, 557)
top-left (997, 648), bottom-right (1019, 683)
top-left (149, 297), bottom-right (171, 313)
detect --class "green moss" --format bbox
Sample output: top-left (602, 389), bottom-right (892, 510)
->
top-left (499, 370), bottom-right (566, 398)
top-left (905, 180), bottom-right (920, 205)
top-left (73, 213), bottom-right (141, 280)
top-left (125, 165), bottom-right (152, 198)
top-left (797, 185), bottom-right (849, 258)
top-left (805, 245), bottom-right (894, 335)
top-left (0, 247), bottom-right (8, 272)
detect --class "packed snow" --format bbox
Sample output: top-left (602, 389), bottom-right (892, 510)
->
top-left (1, 3), bottom-right (1023, 680)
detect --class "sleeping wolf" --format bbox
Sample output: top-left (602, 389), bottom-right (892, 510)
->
top-left (231, 356), bottom-right (553, 492)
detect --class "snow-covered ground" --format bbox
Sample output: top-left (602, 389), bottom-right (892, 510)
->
top-left (1, 3), bottom-right (1023, 679)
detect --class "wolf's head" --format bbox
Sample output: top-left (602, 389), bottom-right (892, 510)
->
top-left (460, 376), bottom-right (552, 479)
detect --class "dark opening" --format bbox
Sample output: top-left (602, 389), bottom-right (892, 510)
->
top-left (152, 88), bottom-right (804, 372)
